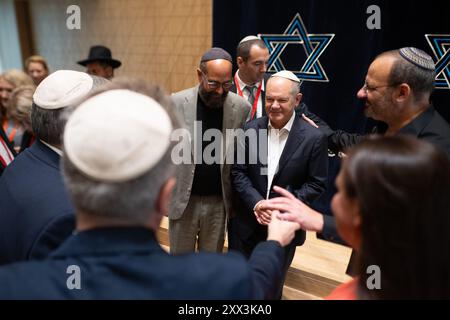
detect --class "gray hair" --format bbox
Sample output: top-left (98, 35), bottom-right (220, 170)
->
top-left (267, 76), bottom-right (301, 99)
top-left (62, 78), bottom-right (180, 222)
top-left (290, 81), bottom-right (300, 98)
top-left (31, 75), bottom-right (108, 145)
top-left (62, 149), bottom-right (175, 223)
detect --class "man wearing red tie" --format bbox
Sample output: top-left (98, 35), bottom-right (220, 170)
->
top-left (231, 36), bottom-right (270, 120)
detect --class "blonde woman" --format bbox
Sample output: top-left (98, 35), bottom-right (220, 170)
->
top-left (0, 70), bottom-right (33, 148)
top-left (6, 85), bottom-right (36, 152)
top-left (25, 55), bottom-right (50, 85)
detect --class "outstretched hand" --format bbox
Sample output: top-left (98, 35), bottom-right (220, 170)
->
top-left (302, 113), bottom-right (319, 128)
top-left (262, 186), bottom-right (324, 233)
top-left (267, 210), bottom-right (300, 247)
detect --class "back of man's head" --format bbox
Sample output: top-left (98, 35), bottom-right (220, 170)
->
top-left (62, 83), bottom-right (178, 227)
top-left (31, 70), bottom-right (108, 146)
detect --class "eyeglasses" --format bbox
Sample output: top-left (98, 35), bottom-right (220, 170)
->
top-left (200, 70), bottom-right (233, 90)
top-left (362, 82), bottom-right (397, 93)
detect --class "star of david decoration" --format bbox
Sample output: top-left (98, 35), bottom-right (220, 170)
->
top-left (425, 34), bottom-right (450, 89)
top-left (258, 13), bottom-right (334, 83)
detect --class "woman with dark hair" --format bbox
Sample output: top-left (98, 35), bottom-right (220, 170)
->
top-left (264, 136), bottom-right (450, 299)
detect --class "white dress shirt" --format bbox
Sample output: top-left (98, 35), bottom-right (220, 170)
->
top-left (41, 140), bottom-right (63, 156)
top-left (266, 112), bottom-right (296, 198)
top-left (235, 70), bottom-right (264, 118)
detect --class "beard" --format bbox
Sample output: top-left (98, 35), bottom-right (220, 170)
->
top-left (363, 103), bottom-right (375, 118)
top-left (363, 99), bottom-right (391, 121)
top-left (199, 87), bottom-right (228, 109)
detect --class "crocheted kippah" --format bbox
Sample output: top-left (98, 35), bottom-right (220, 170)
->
top-left (399, 47), bottom-right (435, 71)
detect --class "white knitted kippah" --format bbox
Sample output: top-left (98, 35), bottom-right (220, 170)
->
top-left (64, 89), bottom-right (173, 182)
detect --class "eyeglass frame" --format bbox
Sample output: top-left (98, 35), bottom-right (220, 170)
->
top-left (199, 69), bottom-right (234, 90)
top-left (362, 81), bottom-right (400, 93)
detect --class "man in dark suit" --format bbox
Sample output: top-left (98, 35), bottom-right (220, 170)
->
top-left (0, 70), bottom-right (105, 264)
top-left (0, 85), bottom-right (300, 299)
top-left (228, 36), bottom-right (331, 250)
top-left (231, 71), bottom-right (328, 298)
top-left (287, 47), bottom-right (450, 247)
top-left (231, 36), bottom-right (269, 120)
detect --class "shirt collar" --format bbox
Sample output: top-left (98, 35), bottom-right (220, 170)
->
top-left (40, 140), bottom-right (63, 156)
top-left (235, 70), bottom-right (264, 91)
top-left (268, 111), bottom-right (296, 133)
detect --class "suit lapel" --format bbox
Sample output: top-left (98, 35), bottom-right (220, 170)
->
top-left (261, 90), bottom-right (267, 117)
top-left (276, 115), bottom-right (305, 176)
top-left (262, 75), bottom-right (268, 117)
top-left (221, 96), bottom-right (236, 171)
top-left (182, 87), bottom-right (198, 157)
top-left (257, 118), bottom-right (269, 194)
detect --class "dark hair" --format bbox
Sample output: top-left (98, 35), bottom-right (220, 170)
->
top-left (342, 135), bottom-right (450, 299)
top-left (379, 50), bottom-right (435, 101)
top-left (236, 39), bottom-right (267, 62)
top-left (30, 104), bottom-right (69, 145)
top-left (31, 75), bottom-right (108, 145)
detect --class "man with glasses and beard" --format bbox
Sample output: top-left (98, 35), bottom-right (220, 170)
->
top-left (169, 48), bottom-right (251, 254)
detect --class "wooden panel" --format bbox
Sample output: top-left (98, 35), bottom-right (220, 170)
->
top-left (28, 0), bottom-right (212, 93)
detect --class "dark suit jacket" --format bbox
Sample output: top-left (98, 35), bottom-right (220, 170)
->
top-left (398, 106), bottom-right (450, 159)
top-left (0, 140), bottom-right (75, 264)
top-left (0, 227), bottom-right (285, 299)
top-left (231, 114), bottom-right (328, 247)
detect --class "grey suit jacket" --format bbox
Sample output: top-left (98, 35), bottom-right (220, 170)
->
top-left (169, 86), bottom-right (251, 220)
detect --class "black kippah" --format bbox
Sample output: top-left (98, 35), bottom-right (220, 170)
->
top-left (200, 47), bottom-right (232, 63)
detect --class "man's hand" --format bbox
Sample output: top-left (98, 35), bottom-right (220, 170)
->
top-left (302, 114), bottom-right (319, 128)
top-left (267, 210), bottom-right (300, 247)
top-left (262, 186), bottom-right (324, 233)
top-left (254, 200), bottom-right (272, 225)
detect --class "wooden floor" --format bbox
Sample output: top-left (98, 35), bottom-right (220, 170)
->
top-left (157, 217), bottom-right (353, 299)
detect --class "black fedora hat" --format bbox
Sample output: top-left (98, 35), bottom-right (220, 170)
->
top-left (77, 45), bottom-right (122, 69)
